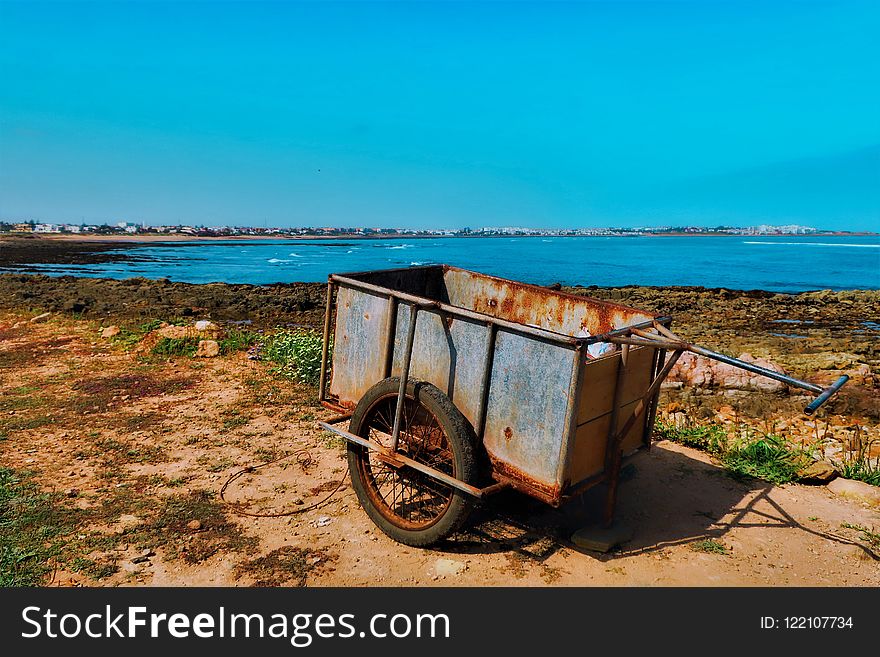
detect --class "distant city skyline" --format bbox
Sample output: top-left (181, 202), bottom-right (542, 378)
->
top-left (1, 1), bottom-right (878, 231)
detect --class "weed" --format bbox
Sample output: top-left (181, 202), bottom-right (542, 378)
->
top-left (0, 468), bottom-right (80, 586)
top-left (219, 329), bottom-right (259, 355)
top-left (150, 490), bottom-right (257, 563)
top-left (655, 421), bottom-right (727, 454)
top-left (722, 433), bottom-right (811, 485)
top-left (219, 408), bottom-right (251, 432)
top-left (261, 329), bottom-right (327, 385)
top-left (234, 546), bottom-right (336, 587)
top-left (657, 420), bottom-right (812, 485)
top-left (834, 433), bottom-right (880, 486)
top-left (152, 337), bottom-right (200, 357)
top-left (690, 539), bottom-right (728, 555)
top-left (841, 523), bottom-right (880, 550)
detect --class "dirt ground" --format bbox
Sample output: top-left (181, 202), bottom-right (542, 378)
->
top-left (2, 310), bottom-right (877, 587)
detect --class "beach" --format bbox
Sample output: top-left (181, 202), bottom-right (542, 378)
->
top-left (2, 236), bottom-right (878, 587)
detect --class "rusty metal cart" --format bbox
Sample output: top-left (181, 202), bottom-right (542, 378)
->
top-left (317, 265), bottom-right (848, 547)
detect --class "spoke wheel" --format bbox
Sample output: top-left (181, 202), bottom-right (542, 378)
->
top-left (347, 377), bottom-right (478, 546)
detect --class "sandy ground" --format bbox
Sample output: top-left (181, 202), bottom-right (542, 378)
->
top-left (2, 311), bottom-right (877, 587)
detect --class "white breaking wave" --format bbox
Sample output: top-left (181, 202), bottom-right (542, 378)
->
top-left (388, 244), bottom-right (414, 249)
top-left (288, 253), bottom-right (304, 257)
top-left (267, 258), bottom-right (292, 263)
top-left (744, 241), bottom-right (879, 248)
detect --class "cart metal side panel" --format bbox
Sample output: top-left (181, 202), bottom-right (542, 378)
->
top-left (442, 267), bottom-right (654, 336)
top-left (329, 286), bottom-right (392, 408)
top-left (481, 331), bottom-right (578, 502)
top-left (389, 303), bottom-right (488, 428)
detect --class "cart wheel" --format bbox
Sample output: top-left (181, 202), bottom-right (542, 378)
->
top-left (347, 377), bottom-right (478, 547)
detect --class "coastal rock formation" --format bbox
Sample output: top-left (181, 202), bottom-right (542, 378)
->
top-left (195, 340), bottom-right (220, 358)
top-left (666, 352), bottom-right (788, 392)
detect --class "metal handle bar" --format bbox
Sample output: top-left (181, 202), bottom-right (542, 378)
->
top-left (603, 322), bottom-right (850, 415)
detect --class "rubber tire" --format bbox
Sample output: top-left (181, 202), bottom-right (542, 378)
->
top-left (347, 377), bottom-right (478, 547)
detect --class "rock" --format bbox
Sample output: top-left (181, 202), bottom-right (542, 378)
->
top-left (62, 300), bottom-right (86, 313)
top-left (131, 555), bottom-right (151, 564)
top-left (571, 523), bottom-right (634, 552)
top-left (194, 340), bottom-right (220, 357)
top-left (433, 558), bottom-right (467, 577)
top-left (157, 325), bottom-right (192, 339)
top-left (826, 478), bottom-right (880, 506)
top-left (65, 488), bottom-right (79, 497)
top-left (194, 320), bottom-right (218, 331)
top-left (798, 460), bottom-right (837, 484)
top-left (668, 352), bottom-right (787, 392)
top-left (101, 325), bottom-right (120, 338)
top-left (186, 520), bottom-right (202, 531)
top-left (29, 311), bottom-right (51, 323)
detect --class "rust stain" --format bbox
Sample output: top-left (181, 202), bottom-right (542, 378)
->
top-left (487, 456), bottom-right (562, 506)
top-left (503, 426), bottom-right (513, 441)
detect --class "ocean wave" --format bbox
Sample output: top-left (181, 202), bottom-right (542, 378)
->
top-left (744, 241), bottom-right (879, 248)
top-left (387, 244), bottom-right (414, 250)
top-left (267, 258), bottom-right (292, 263)
top-left (288, 253), bottom-right (304, 257)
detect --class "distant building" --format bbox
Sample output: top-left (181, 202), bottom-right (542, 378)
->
top-left (34, 223), bottom-right (62, 233)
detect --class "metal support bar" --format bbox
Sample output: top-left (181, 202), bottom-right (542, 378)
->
top-left (318, 281), bottom-right (335, 403)
top-left (382, 296), bottom-right (399, 378)
top-left (643, 347), bottom-right (666, 449)
top-left (318, 421), bottom-right (484, 497)
top-left (475, 323), bottom-right (498, 439)
top-left (602, 344), bottom-right (629, 527)
top-left (612, 349), bottom-right (683, 448)
top-left (390, 304), bottom-right (419, 452)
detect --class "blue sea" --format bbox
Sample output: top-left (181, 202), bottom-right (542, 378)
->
top-left (13, 235), bottom-right (880, 292)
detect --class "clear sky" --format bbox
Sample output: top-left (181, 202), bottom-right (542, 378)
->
top-left (1, 0), bottom-right (878, 230)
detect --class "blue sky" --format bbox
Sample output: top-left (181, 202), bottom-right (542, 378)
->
top-left (1, 0), bottom-right (878, 230)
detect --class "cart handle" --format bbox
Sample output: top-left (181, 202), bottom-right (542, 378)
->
top-left (603, 323), bottom-right (851, 415)
top-left (803, 375), bottom-right (850, 415)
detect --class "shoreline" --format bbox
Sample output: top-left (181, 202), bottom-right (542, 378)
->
top-left (1, 234), bottom-right (878, 294)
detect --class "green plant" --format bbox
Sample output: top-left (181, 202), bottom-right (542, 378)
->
top-left (834, 435), bottom-right (880, 486)
top-left (655, 421), bottom-right (727, 454)
top-left (690, 539), bottom-right (728, 555)
top-left (841, 523), bottom-right (880, 549)
top-left (151, 337), bottom-right (200, 357)
top-left (219, 329), bottom-right (259, 355)
top-left (0, 468), bottom-right (78, 586)
top-left (721, 433), bottom-right (811, 485)
top-left (261, 329), bottom-right (328, 385)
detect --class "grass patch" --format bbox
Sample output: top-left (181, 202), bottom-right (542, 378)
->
top-left (841, 523), bottom-right (880, 550)
top-left (689, 539), bottom-right (728, 555)
top-left (834, 435), bottom-right (880, 486)
top-left (220, 409), bottom-right (251, 432)
top-left (261, 329), bottom-right (327, 385)
top-left (721, 434), bottom-right (811, 485)
top-left (234, 546), bottom-right (336, 587)
top-left (149, 490), bottom-right (257, 563)
top-left (656, 420), bottom-right (811, 485)
top-left (219, 329), bottom-right (259, 355)
top-left (655, 422), bottom-right (727, 453)
top-left (152, 337), bottom-right (200, 357)
top-left (0, 468), bottom-right (80, 586)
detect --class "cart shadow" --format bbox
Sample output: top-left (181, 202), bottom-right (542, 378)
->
top-left (438, 444), bottom-right (876, 564)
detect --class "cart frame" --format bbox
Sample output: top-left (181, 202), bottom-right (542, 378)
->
top-left (318, 265), bottom-right (848, 527)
